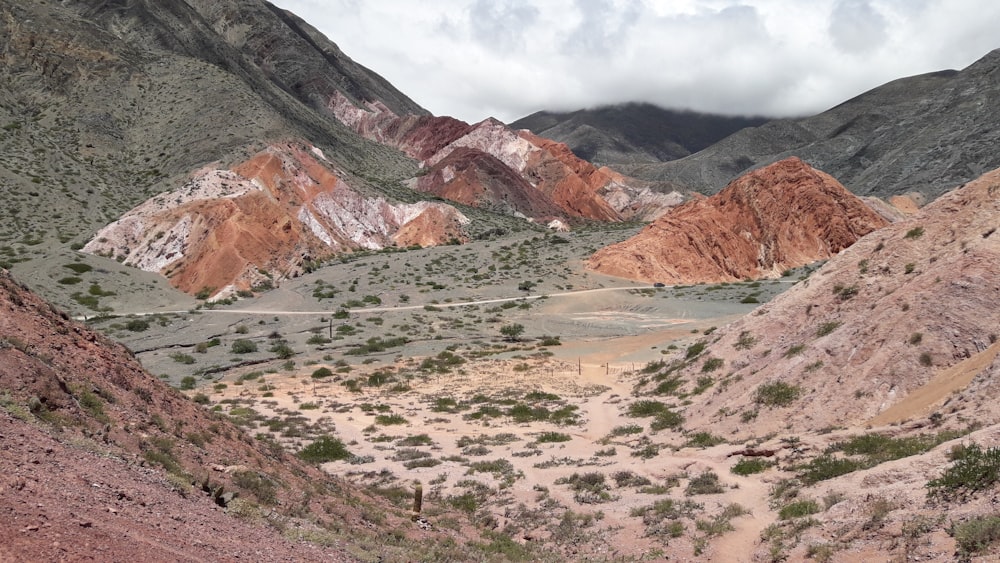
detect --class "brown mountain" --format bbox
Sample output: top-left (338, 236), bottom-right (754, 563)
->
top-left (0, 268), bottom-right (483, 561)
top-left (587, 157), bottom-right (887, 284)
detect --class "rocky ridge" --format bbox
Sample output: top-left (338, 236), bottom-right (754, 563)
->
top-left (83, 143), bottom-right (468, 297)
top-left (331, 92), bottom-right (682, 224)
top-left (510, 102), bottom-right (768, 166)
top-left (587, 157), bottom-right (887, 284)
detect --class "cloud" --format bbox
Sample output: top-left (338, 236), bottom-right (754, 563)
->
top-left (467, 0), bottom-right (540, 52)
top-left (270, 0), bottom-right (1000, 123)
top-left (829, 0), bottom-right (889, 54)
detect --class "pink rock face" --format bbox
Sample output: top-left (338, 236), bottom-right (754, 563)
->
top-left (663, 164), bottom-right (1000, 437)
top-left (587, 157), bottom-right (888, 283)
top-left (329, 92), bottom-right (671, 223)
top-left (82, 143), bottom-right (469, 297)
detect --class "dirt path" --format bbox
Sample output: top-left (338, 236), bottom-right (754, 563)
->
top-left (869, 341), bottom-right (1000, 426)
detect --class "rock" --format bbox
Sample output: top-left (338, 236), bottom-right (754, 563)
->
top-left (587, 157), bottom-right (887, 283)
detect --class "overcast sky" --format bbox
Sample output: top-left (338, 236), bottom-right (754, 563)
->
top-left (270, 0), bottom-right (999, 123)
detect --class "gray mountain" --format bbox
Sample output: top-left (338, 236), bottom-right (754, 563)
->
top-left (510, 103), bottom-right (768, 166)
top-left (624, 49), bottom-right (1000, 200)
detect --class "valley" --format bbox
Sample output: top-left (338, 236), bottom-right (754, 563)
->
top-left (2, 1), bottom-right (1000, 561)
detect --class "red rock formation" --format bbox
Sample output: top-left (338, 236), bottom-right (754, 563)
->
top-left (83, 143), bottom-right (469, 297)
top-left (330, 92), bottom-right (674, 223)
top-left (587, 157), bottom-right (888, 283)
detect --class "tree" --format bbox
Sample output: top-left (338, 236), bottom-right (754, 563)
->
top-left (500, 323), bottom-right (525, 342)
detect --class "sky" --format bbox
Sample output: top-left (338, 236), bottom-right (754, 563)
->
top-left (270, 0), bottom-right (999, 123)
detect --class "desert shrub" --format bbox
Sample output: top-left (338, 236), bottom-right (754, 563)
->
top-left (375, 414), bottom-right (408, 425)
top-left (783, 344), bottom-right (806, 358)
top-left (536, 432), bottom-right (571, 443)
top-left (905, 226), bottom-right (925, 239)
top-left (231, 470), bottom-right (277, 505)
top-left (612, 471), bottom-right (652, 488)
top-left (928, 444), bottom-right (1000, 499)
top-left (627, 400), bottom-right (669, 417)
top-left (919, 352), bottom-right (933, 366)
top-left (797, 454), bottom-right (863, 484)
top-left (298, 435), bottom-right (351, 463)
top-left (685, 432), bottom-right (725, 448)
top-left (734, 331), bottom-right (757, 350)
top-left (732, 458), bottom-right (774, 475)
top-left (953, 516), bottom-right (1000, 558)
top-left (170, 353), bottom-right (195, 365)
top-left (701, 357), bottom-right (723, 373)
top-left (754, 382), bottom-right (802, 407)
top-left (779, 500), bottom-right (820, 520)
top-left (685, 471), bottom-right (724, 495)
top-left (650, 410), bottom-right (685, 431)
top-left (685, 341), bottom-right (706, 359)
top-left (269, 341), bottom-right (294, 359)
top-left (909, 332), bottom-right (923, 345)
top-left (311, 367), bottom-right (333, 379)
top-left (815, 321), bottom-right (841, 337)
top-left (230, 339), bottom-right (257, 354)
top-left (179, 376), bottom-right (196, 390)
top-left (125, 318), bottom-right (150, 332)
top-left (610, 424), bottom-right (644, 436)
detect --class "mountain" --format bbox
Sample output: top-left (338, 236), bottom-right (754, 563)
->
top-left (510, 103), bottom-right (769, 166)
top-left (625, 49), bottom-right (1000, 200)
top-left (648, 164), bottom-right (1000, 438)
top-left (587, 157), bottom-right (887, 284)
top-left (0, 267), bottom-right (487, 561)
top-left (329, 93), bottom-right (683, 225)
top-left (0, 0), bottom-right (571, 301)
top-left (82, 143), bottom-right (468, 297)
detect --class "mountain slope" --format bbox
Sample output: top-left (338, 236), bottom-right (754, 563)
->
top-left (0, 267), bottom-right (479, 561)
top-left (587, 158), bottom-right (887, 284)
top-left (510, 103), bottom-right (768, 166)
top-left (0, 0), bottom-right (532, 305)
top-left (626, 49), bottom-right (1000, 200)
top-left (649, 165), bottom-right (1000, 437)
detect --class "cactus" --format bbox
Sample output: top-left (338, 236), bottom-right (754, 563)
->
top-left (411, 480), bottom-right (423, 520)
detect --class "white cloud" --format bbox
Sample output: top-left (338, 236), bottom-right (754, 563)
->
top-left (271, 0), bottom-right (1000, 123)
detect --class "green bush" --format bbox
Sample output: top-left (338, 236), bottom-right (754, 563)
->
top-left (732, 458), bottom-right (774, 475)
top-left (627, 400), bottom-right (669, 417)
top-left (701, 357), bottom-right (723, 373)
top-left (311, 367), bottom-right (333, 379)
top-left (905, 226), bottom-right (925, 239)
top-left (179, 376), bottom-right (196, 390)
top-left (536, 432), bottom-right (571, 443)
top-left (816, 321), bottom-right (841, 337)
top-left (928, 444), bottom-right (1000, 499)
top-left (779, 500), bottom-right (819, 520)
top-left (953, 515), bottom-right (1000, 558)
top-left (685, 341), bottom-right (706, 359)
top-left (685, 471), bottom-right (724, 495)
top-left (125, 318), bottom-right (150, 332)
top-left (754, 382), bottom-right (802, 407)
top-left (298, 435), bottom-right (351, 463)
top-left (231, 339), bottom-right (257, 354)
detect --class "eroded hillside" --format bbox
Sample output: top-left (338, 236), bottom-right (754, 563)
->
top-left (588, 157), bottom-right (887, 284)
